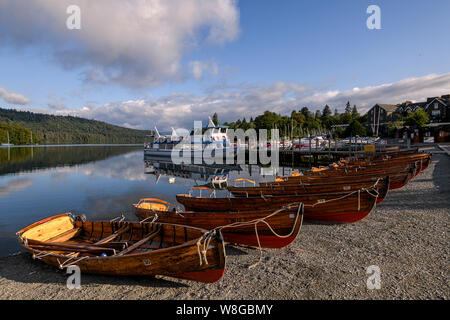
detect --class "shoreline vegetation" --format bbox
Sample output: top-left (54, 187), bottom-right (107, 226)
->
top-left (0, 108), bottom-right (148, 145)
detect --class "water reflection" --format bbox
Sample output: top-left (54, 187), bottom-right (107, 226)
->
top-left (0, 145), bottom-right (299, 258)
top-left (0, 177), bottom-right (33, 197)
top-left (0, 145), bottom-right (141, 176)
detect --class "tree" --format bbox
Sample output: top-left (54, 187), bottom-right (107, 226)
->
top-left (322, 105), bottom-right (332, 118)
top-left (344, 120), bottom-right (367, 137)
top-left (340, 112), bottom-right (353, 125)
top-left (212, 112), bottom-right (219, 126)
top-left (315, 110), bottom-right (322, 119)
top-left (300, 107), bottom-right (311, 119)
top-left (345, 101), bottom-right (352, 114)
top-left (404, 109), bottom-right (429, 127)
top-left (351, 105), bottom-right (360, 119)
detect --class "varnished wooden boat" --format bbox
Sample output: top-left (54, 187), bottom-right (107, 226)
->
top-left (310, 153), bottom-right (431, 176)
top-left (176, 182), bottom-right (382, 223)
top-left (16, 213), bottom-right (226, 283)
top-left (304, 158), bottom-right (417, 176)
top-left (347, 153), bottom-right (430, 171)
top-left (133, 200), bottom-right (304, 248)
top-left (227, 175), bottom-right (399, 196)
top-left (264, 166), bottom-right (413, 190)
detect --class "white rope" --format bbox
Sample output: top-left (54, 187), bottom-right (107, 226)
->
top-left (213, 203), bottom-right (304, 269)
top-left (195, 230), bottom-right (216, 266)
top-left (58, 256), bottom-right (88, 269)
top-left (110, 214), bottom-right (125, 222)
top-left (140, 214), bottom-right (159, 224)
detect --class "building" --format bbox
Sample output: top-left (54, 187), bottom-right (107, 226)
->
top-left (366, 104), bottom-right (398, 135)
top-left (365, 94), bottom-right (450, 138)
top-left (395, 95), bottom-right (450, 122)
top-left (424, 95), bottom-right (450, 123)
top-left (395, 101), bottom-right (427, 117)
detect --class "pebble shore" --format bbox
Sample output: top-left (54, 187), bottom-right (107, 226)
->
top-left (0, 154), bottom-right (448, 300)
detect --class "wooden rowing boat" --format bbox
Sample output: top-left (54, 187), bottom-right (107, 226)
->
top-left (264, 166), bottom-right (413, 190)
top-left (133, 200), bottom-right (304, 248)
top-left (227, 175), bottom-right (397, 196)
top-left (176, 182), bottom-right (382, 223)
top-left (16, 213), bottom-right (226, 283)
top-left (312, 153), bottom-right (431, 176)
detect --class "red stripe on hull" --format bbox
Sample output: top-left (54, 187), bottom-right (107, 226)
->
top-left (389, 182), bottom-right (407, 190)
top-left (223, 233), bottom-right (297, 249)
top-left (376, 198), bottom-right (385, 204)
top-left (304, 210), bottom-right (371, 224)
top-left (174, 268), bottom-right (225, 283)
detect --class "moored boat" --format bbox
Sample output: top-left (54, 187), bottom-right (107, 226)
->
top-left (227, 176), bottom-right (391, 197)
top-left (133, 200), bottom-right (304, 248)
top-left (176, 180), bottom-right (385, 223)
top-left (16, 213), bottom-right (226, 283)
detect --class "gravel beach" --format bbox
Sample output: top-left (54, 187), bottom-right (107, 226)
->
top-left (0, 153), bottom-right (448, 300)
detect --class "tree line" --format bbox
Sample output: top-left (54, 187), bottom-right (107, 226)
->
top-left (0, 108), bottom-right (148, 145)
top-left (217, 101), bottom-right (368, 138)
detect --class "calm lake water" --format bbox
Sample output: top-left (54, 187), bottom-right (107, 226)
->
top-left (0, 145), bottom-right (299, 258)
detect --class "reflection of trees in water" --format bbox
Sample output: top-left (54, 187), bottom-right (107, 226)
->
top-left (0, 146), bottom-right (141, 175)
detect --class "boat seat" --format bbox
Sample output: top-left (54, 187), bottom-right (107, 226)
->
top-left (117, 225), bottom-right (161, 256)
top-left (137, 202), bottom-right (168, 211)
top-left (46, 228), bottom-right (82, 243)
top-left (136, 199), bottom-right (169, 212)
top-left (95, 225), bottom-right (130, 245)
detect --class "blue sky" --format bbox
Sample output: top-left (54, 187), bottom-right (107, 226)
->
top-left (0, 0), bottom-right (449, 130)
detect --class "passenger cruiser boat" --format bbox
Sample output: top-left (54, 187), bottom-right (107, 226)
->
top-left (144, 118), bottom-right (240, 160)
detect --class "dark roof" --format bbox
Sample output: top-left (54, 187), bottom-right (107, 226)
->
top-left (425, 97), bottom-right (449, 109)
top-left (376, 104), bottom-right (398, 113)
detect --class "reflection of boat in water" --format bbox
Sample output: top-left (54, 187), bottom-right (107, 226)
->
top-left (144, 155), bottom-right (240, 185)
top-left (144, 117), bottom-right (240, 159)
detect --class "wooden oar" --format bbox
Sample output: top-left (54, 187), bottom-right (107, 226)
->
top-left (95, 225), bottom-right (130, 245)
top-left (29, 245), bottom-right (116, 255)
top-left (117, 226), bottom-right (161, 256)
top-left (26, 239), bottom-right (117, 254)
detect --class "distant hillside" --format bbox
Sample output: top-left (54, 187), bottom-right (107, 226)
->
top-left (0, 108), bottom-right (149, 144)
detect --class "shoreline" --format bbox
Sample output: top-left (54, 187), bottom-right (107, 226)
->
top-left (0, 154), bottom-right (448, 300)
top-left (0, 144), bottom-right (142, 148)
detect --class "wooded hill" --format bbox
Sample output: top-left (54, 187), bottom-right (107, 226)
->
top-left (0, 108), bottom-right (148, 145)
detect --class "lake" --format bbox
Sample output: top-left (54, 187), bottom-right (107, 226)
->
top-left (0, 145), bottom-right (299, 258)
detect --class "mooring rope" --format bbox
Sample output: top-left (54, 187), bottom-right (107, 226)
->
top-left (195, 230), bottom-right (216, 266)
top-left (211, 203), bottom-right (304, 269)
top-left (57, 256), bottom-right (89, 269)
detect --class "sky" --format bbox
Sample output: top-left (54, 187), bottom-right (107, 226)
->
top-left (0, 0), bottom-right (449, 131)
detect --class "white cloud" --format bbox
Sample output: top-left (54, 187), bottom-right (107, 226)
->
top-left (0, 0), bottom-right (240, 88)
top-left (189, 60), bottom-right (220, 80)
top-left (0, 87), bottom-right (31, 105)
top-left (8, 73), bottom-right (448, 131)
top-left (47, 102), bottom-right (68, 111)
top-left (48, 73), bottom-right (448, 131)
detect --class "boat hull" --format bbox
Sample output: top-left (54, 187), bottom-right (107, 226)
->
top-left (134, 205), bottom-right (304, 248)
top-left (17, 214), bottom-right (227, 283)
top-left (177, 186), bottom-right (380, 224)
